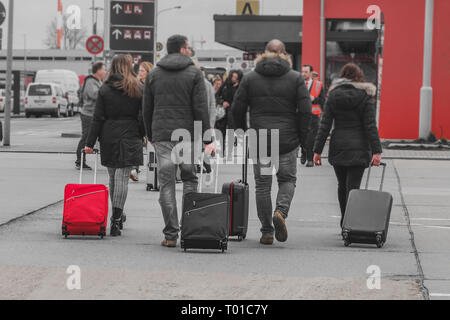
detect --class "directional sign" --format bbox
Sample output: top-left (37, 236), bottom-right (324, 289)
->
top-left (86, 35), bottom-right (104, 55)
top-left (0, 2), bottom-right (6, 26)
top-left (111, 1), bottom-right (155, 26)
top-left (236, 0), bottom-right (260, 15)
top-left (110, 26), bottom-right (153, 51)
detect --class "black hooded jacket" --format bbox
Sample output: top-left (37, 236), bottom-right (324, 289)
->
top-left (232, 54), bottom-right (312, 155)
top-left (143, 53), bottom-right (210, 143)
top-left (313, 83), bottom-right (382, 167)
top-left (86, 73), bottom-right (145, 168)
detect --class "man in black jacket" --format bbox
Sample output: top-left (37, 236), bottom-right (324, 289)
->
top-left (143, 35), bottom-right (213, 248)
top-left (300, 64), bottom-right (326, 167)
top-left (232, 39), bottom-right (312, 245)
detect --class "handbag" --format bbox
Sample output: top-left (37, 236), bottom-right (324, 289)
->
top-left (215, 104), bottom-right (226, 121)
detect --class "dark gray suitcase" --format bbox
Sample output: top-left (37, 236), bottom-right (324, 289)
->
top-left (181, 152), bottom-right (230, 253)
top-left (342, 163), bottom-right (393, 248)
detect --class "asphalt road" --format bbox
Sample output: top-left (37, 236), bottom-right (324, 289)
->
top-left (0, 116), bottom-right (448, 300)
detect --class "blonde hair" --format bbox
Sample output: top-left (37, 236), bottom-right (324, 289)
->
top-left (107, 54), bottom-right (142, 98)
top-left (140, 61), bottom-right (154, 73)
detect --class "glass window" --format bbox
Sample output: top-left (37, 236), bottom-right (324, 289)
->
top-left (28, 85), bottom-right (52, 96)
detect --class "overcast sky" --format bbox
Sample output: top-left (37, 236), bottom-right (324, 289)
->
top-left (1, 0), bottom-right (302, 50)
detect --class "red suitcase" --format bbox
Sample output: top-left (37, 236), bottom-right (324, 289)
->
top-left (62, 150), bottom-right (109, 239)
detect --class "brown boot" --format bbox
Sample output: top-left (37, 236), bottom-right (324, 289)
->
top-left (273, 211), bottom-right (288, 242)
top-left (161, 239), bottom-right (177, 248)
top-left (260, 236), bottom-right (274, 245)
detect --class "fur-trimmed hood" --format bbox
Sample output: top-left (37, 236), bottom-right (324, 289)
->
top-left (328, 78), bottom-right (377, 97)
top-left (254, 52), bottom-right (293, 77)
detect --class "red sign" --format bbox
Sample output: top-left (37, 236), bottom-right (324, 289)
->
top-left (86, 35), bottom-right (104, 55)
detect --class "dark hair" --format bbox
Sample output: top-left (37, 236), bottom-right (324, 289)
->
top-left (167, 35), bottom-right (188, 54)
top-left (226, 70), bottom-right (243, 86)
top-left (302, 64), bottom-right (313, 72)
top-left (340, 63), bottom-right (365, 82)
top-left (92, 62), bottom-right (105, 74)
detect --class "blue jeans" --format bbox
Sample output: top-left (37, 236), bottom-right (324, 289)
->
top-left (154, 141), bottom-right (198, 241)
top-left (253, 147), bottom-right (299, 237)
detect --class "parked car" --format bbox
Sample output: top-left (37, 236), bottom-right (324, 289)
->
top-left (34, 69), bottom-right (80, 116)
top-left (0, 89), bottom-right (25, 113)
top-left (25, 83), bottom-right (69, 118)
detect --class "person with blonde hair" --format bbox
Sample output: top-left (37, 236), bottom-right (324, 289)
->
top-left (129, 61), bottom-right (154, 182)
top-left (85, 54), bottom-right (146, 237)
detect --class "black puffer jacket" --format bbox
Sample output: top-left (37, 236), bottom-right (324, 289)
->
top-left (232, 53), bottom-right (312, 155)
top-left (86, 74), bottom-right (145, 168)
top-left (313, 82), bottom-right (382, 167)
top-left (143, 53), bottom-right (210, 142)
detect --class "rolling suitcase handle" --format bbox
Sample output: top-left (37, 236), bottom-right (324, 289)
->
top-left (242, 135), bottom-right (249, 185)
top-left (79, 149), bottom-right (99, 184)
top-left (199, 134), bottom-right (220, 193)
top-left (365, 162), bottom-right (387, 192)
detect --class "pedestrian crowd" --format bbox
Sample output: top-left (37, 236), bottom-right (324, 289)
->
top-left (76, 35), bottom-right (382, 245)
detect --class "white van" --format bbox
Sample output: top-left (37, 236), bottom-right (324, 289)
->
top-left (25, 83), bottom-right (69, 118)
top-left (35, 69), bottom-right (80, 116)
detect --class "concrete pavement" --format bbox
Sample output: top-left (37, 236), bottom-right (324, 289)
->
top-left (1, 116), bottom-right (448, 299)
top-left (0, 151), bottom-right (426, 299)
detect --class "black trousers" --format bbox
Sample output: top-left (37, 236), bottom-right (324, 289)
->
top-left (76, 114), bottom-right (93, 164)
top-left (333, 166), bottom-right (366, 216)
top-left (302, 114), bottom-right (320, 161)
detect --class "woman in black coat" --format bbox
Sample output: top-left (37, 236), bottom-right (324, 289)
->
top-left (215, 70), bottom-right (243, 140)
top-left (85, 54), bottom-right (145, 237)
top-left (313, 63), bottom-right (382, 228)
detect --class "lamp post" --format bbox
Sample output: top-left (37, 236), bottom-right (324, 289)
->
top-left (155, 5), bottom-right (182, 63)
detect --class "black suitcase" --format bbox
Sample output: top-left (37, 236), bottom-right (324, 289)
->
top-left (181, 153), bottom-right (230, 252)
top-left (222, 136), bottom-right (249, 241)
top-left (342, 163), bottom-right (393, 248)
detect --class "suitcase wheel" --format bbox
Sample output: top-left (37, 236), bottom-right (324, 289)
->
top-left (146, 184), bottom-right (153, 191)
top-left (237, 236), bottom-right (243, 242)
top-left (344, 239), bottom-right (351, 247)
top-left (64, 234), bottom-right (68, 239)
top-left (376, 234), bottom-right (384, 248)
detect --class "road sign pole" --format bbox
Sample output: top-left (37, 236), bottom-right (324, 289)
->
top-left (154, 0), bottom-right (158, 64)
top-left (3, 0), bottom-right (14, 146)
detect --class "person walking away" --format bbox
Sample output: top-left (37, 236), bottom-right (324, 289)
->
top-left (143, 35), bottom-right (214, 248)
top-left (232, 39), bottom-right (312, 245)
top-left (75, 62), bottom-right (106, 170)
top-left (216, 70), bottom-right (242, 142)
top-left (128, 61), bottom-right (154, 182)
top-left (85, 54), bottom-right (146, 237)
top-left (313, 63), bottom-right (382, 229)
top-left (300, 64), bottom-right (325, 167)
top-left (199, 65), bottom-right (217, 174)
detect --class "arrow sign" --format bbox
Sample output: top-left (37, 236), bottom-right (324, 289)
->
top-left (112, 29), bottom-right (122, 40)
top-left (112, 3), bottom-right (122, 15)
top-left (0, 2), bottom-right (6, 26)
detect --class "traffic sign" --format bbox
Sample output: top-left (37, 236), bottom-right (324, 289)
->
top-left (0, 2), bottom-right (6, 26)
top-left (236, 0), bottom-right (260, 15)
top-left (110, 26), bottom-right (153, 51)
top-left (86, 35), bottom-right (104, 55)
top-left (109, 0), bottom-right (155, 63)
top-left (111, 1), bottom-right (155, 26)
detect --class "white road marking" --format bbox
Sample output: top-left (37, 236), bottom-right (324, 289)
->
top-left (430, 293), bottom-right (450, 297)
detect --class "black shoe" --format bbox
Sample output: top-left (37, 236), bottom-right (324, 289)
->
top-left (306, 161), bottom-right (314, 167)
top-left (76, 163), bottom-right (92, 170)
top-left (110, 208), bottom-right (123, 236)
top-left (119, 212), bottom-right (127, 230)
